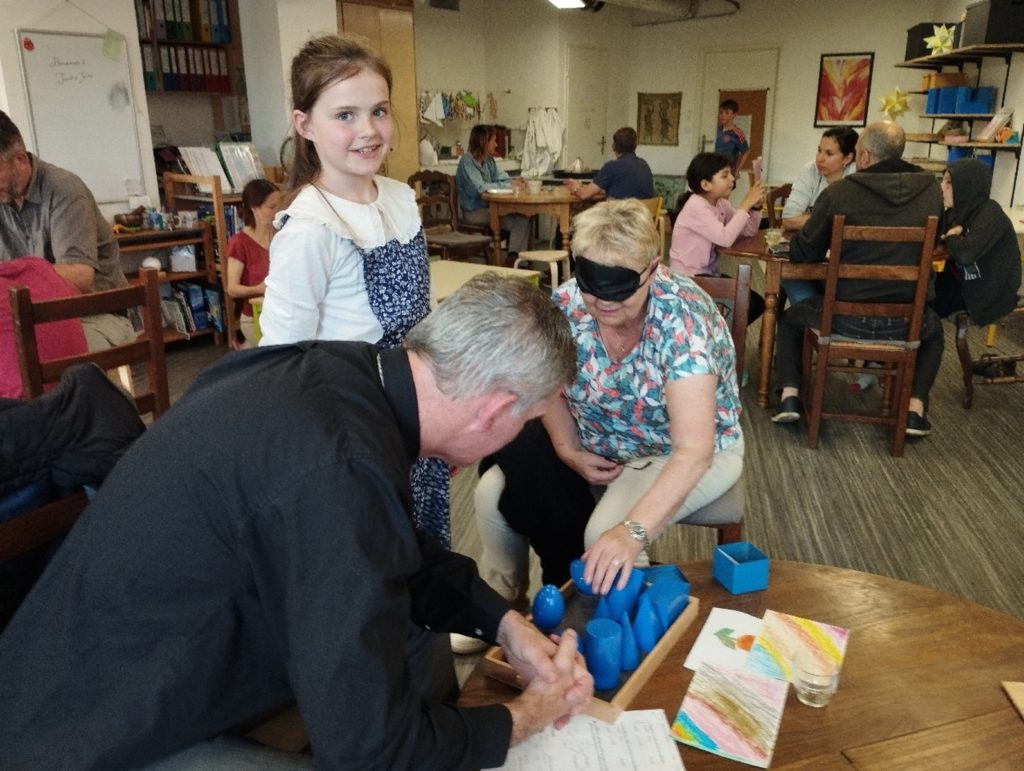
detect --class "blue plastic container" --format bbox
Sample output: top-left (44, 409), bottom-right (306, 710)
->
top-left (713, 541), bottom-right (770, 594)
top-left (937, 87), bottom-right (961, 114)
top-left (947, 146), bottom-right (974, 162)
top-left (955, 86), bottom-right (996, 114)
top-left (925, 88), bottom-right (942, 114)
top-left (977, 153), bottom-right (995, 171)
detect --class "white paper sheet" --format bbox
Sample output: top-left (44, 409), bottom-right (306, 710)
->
top-left (485, 709), bottom-right (685, 771)
top-left (683, 607), bottom-right (763, 671)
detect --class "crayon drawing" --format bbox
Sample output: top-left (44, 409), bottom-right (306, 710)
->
top-left (743, 610), bottom-right (849, 682)
top-left (672, 663), bottom-right (788, 768)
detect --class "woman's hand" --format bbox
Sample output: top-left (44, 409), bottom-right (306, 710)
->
top-left (582, 524), bottom-right (645, 595)
top-left (741, 180), bottom-right (766, 211)
top-left (561, 449), bottom-right (623, 486)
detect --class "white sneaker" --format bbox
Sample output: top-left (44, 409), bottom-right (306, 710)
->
top-left (450, 633), bottom-right (489, 655)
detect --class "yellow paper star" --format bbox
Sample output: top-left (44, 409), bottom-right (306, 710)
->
top-left (879, 88), bottom-right (910, 121)
top-left (923, 24), bottom-right (955, 56)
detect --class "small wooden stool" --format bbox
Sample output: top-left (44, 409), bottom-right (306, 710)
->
top-left (954, 300), bottom-right (1024, 408)
top-left (514, 249), bottom-right (570, 289)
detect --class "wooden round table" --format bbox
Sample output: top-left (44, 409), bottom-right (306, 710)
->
top-left (459, 560), bottom-right (1024, 770)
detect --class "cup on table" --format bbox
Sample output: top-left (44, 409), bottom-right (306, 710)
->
top-left (526, 178), bottom-right (543, 195)
top-left (764, 228), bottom-right (784, 249)
top-left (791, 650), bottom-right (839, 708)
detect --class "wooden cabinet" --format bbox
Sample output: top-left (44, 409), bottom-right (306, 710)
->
top-left (896, 43), bottom-right (1024, 203)
top-left (162, 171), bottom-right (243, 347)
top-left (117, 222), bottom-right (223, 345)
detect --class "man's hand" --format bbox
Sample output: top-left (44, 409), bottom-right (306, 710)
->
top-left (504, 628), bottom-right (593, 745)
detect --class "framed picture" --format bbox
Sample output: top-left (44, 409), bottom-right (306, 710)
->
top-left (814, 52), bottom-right (874, 127)
top-left (637, 92), bottom-right (682, 146)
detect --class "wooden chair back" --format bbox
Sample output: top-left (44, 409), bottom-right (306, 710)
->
top-left (803, 214), bottom-right (938, 456)
top-left (690, 263), bottom-right (752, 382)
top-left (766, 183), bottom-right (792, 229)
top-left (637, 196), bottom-right (667, 257)
top-left (408, 170), bottom-right (492, 262)
top-left (9, 268), bottom-right (169, 418)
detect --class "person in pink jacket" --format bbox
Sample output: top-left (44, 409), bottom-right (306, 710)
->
top-left (669, 152), bottom-right (765, 323)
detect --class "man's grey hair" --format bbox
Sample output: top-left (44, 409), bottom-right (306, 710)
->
top-left (404, 274), bottom-right (576, 411)
top-left (859, 122), bottom-right (905, 162)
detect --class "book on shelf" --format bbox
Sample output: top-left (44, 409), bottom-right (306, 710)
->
top-left (977, 107), bottom-right (1014, 143)
top-left (217, 142), bottom-right (265, 192)
top-left (178, 282), bottom-right (210, 330)
top-left (160, 298), bottom-right (188, 335)
top-left (178, 146), bottom-right (233, 194)
top-left (203, 286), bottom-right (224, 332)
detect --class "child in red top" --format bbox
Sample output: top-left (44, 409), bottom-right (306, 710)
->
top-left (225, 179), bottom-right (281, 348)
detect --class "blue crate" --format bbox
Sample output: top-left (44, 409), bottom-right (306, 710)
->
top-left (937, 87), bottom-right (961, 114)
top-left (955, 86), bottom-right (996, 114)
top-left (926, 88), bottom-right (941, 114)
top-left (712, 541), bottom-right (769, 595)
top-left (948, 146), bottom-right (974, 162)
top-left (977, 153), bottom-right (995, 170)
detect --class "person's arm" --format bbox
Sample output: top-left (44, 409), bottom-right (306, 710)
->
top-left (780, 165), bottom-right (816, 231)
top-left (942, 205), bottom-right (1005, 268)
top-left (687, 192), bottom-right (763, 249)
top-left (583, 374), bottom-right (718, 595)
top-left (225, 257), bottom-right (264, 299)
top-left (457, 156), bottom-right (490, 194)
top-left (52, 263), bottom-right (95, 292)
top-left (567, 180), bottom-right (603, 200)
top-left (47, 187), bottom-right (101, 291)
top-left (541, 396), bottom-right (623, 486)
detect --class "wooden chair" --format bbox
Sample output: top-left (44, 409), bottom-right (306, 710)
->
top-left (637, 196), bottom-right (667, 258)
top-left (766, 183), bottom-right (792, 229)
top-left (801, 215), bottom-right (938, 457)
top-left (9, 267), bottom-right (169, 418)
top-left (678, 264), bottom-right (753, 546)
top-left (691, 263), bottom-right (752, 383)
top-left (953, 299), bottom-right (1024, 408)
top-left (407, 170), bottom-right (492, 263)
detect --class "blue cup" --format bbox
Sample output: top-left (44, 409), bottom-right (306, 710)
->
top-left (585, 618), bottom-right (622, 691)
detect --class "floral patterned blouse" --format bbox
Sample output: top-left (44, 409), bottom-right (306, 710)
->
top-left (553, 266), bottom-right (742, 461)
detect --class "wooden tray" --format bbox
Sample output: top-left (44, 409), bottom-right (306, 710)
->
top-left (480, 579), bottom-right (699, 724)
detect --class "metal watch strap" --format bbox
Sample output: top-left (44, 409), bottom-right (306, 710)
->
top-left (620, 519), bottom-right (650, 548)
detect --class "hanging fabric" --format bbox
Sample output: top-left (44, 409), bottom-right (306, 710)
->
top-left (521, 107), bottom-right (564, 178)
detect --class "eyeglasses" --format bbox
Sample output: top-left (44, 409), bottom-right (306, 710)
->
top-left (623, 459), bottom-right (653, 471)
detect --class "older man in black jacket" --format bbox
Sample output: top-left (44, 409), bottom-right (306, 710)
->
top-left (771, 122), bottom-right (944, 437)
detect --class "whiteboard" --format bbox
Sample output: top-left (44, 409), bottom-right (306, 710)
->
top-left (17, 29), bottom-right (144, 204)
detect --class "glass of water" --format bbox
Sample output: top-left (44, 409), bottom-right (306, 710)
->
top-left (792, 650), bottom-right (839, 708)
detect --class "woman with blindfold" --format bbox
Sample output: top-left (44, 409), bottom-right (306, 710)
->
top-left (469, 199), bottom-right (744, 622)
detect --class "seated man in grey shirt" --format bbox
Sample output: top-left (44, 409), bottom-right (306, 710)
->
top-left (0, 109), bottom-right (134, 350)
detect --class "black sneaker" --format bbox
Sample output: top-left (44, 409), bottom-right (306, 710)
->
top-left (905, 411), bottom-right (931, 437)
top-left (772, 395), bottom-right (802, 423)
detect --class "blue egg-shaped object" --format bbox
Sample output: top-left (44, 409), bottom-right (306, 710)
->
top-left (531, 584), bottom-right (565, 631)
top-left (569, 558), bottom-right (595, 596)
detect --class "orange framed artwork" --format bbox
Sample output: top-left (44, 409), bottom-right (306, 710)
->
top-left (814, 52), bottom-right (874, 127)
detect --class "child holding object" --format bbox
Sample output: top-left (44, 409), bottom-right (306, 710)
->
top-left (257, 36), bottom-right (451, 546)
top-left (669, 152), bottom-right (765, 324)
top-left (224, 178), bottom-right (281, 349)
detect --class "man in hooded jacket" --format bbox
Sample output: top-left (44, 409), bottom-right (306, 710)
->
top-left (770, 122), bottom-right (944, 437)
top-left (932, 157), bottom-right (1021, 326)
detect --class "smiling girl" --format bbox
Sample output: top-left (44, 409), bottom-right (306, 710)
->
top-left (669, 152), bottom-right (764, 280)
top-left (258, 36), bottom-right (450, 546)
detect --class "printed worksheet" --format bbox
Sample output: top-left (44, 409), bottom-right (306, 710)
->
top-left (485, 709), bottom-right (685, 771)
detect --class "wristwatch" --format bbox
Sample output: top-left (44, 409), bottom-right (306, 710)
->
top-left (620, 519), bottom-right (650, 549)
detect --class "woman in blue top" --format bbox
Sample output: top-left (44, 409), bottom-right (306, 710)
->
top-left (455, 124), bottom-right (529, 261)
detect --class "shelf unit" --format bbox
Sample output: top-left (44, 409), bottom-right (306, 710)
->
top-left (162, 172), bottom-right (243, 346)
top-left (896, 44), bottom-right (1024, 204)
top-left (117, 222), bottom-right (223, 345)
top-left (135, 1), bottom-right (237, 95)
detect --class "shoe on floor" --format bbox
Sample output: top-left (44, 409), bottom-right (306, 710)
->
top-left (450, 633), bottom-right (489, 655)
top-left (905, 411), bottom-right (931, 437)
top-left (972, 361), bottom-right (1002, 379)
top-left (771, 395), bottom-right (802, 423)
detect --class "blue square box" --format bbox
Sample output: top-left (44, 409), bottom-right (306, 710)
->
top-left (713, 541), bottom-right (769, 594)
top-left (926, 88), bottom-right (941, 114)
top-left (948, 146), bottom-right (973, 162)
top-left (955, 86), bottom-right (995, 114)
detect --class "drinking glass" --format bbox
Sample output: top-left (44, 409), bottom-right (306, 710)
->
top-left (764, 228), bottom-right (784, 249)
top-left (792, 650), bottom-right (839, 708)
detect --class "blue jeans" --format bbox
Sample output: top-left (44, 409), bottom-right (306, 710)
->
top-left (772, 296), bottom-right (944, 404)
top-left (780, 279), bottom-right (820, 307)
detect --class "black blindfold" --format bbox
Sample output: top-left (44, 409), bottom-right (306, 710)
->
top-left (574, 256), bottom-right (646, 302)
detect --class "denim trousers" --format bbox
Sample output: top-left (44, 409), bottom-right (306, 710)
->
top-left (772, 296), bottom-right (944, 403)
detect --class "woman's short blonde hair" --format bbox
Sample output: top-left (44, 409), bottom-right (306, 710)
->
top-left (571, 199), bottom-right (658, 272)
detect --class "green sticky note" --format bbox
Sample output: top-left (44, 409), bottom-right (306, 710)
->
top-left (102, 29), bottom-right (124, 60)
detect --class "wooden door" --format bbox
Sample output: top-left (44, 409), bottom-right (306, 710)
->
top-left (717, 89), bottom-right (767, 172)
top-left (565, 45), bottom-right (609, 172)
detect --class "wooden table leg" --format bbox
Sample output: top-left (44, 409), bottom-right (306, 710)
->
top-left (489, 204), bottom-right (502, 266)
top-left (560, 207), bottom-right (572, 257)
top-left (758, 261), bottom-right (782, 408)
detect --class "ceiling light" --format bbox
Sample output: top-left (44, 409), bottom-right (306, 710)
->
top-left (549, 0), bottom-right (586, 8)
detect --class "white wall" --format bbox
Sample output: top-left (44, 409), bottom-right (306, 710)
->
top-left (0, 0), bottom-right (158, 216)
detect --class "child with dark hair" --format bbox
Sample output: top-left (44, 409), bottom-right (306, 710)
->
top-left (715, 100), bottom-right (749, 173)
top-left (670, 152), bottom-right (765, 325)
top-left (224, 178), bottom-right (281, 349)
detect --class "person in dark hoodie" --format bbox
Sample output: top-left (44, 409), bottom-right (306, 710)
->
top-left (932, 158), bottom-right (1021, 328)
top-left (770, 122), bottom-right (944, 437)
